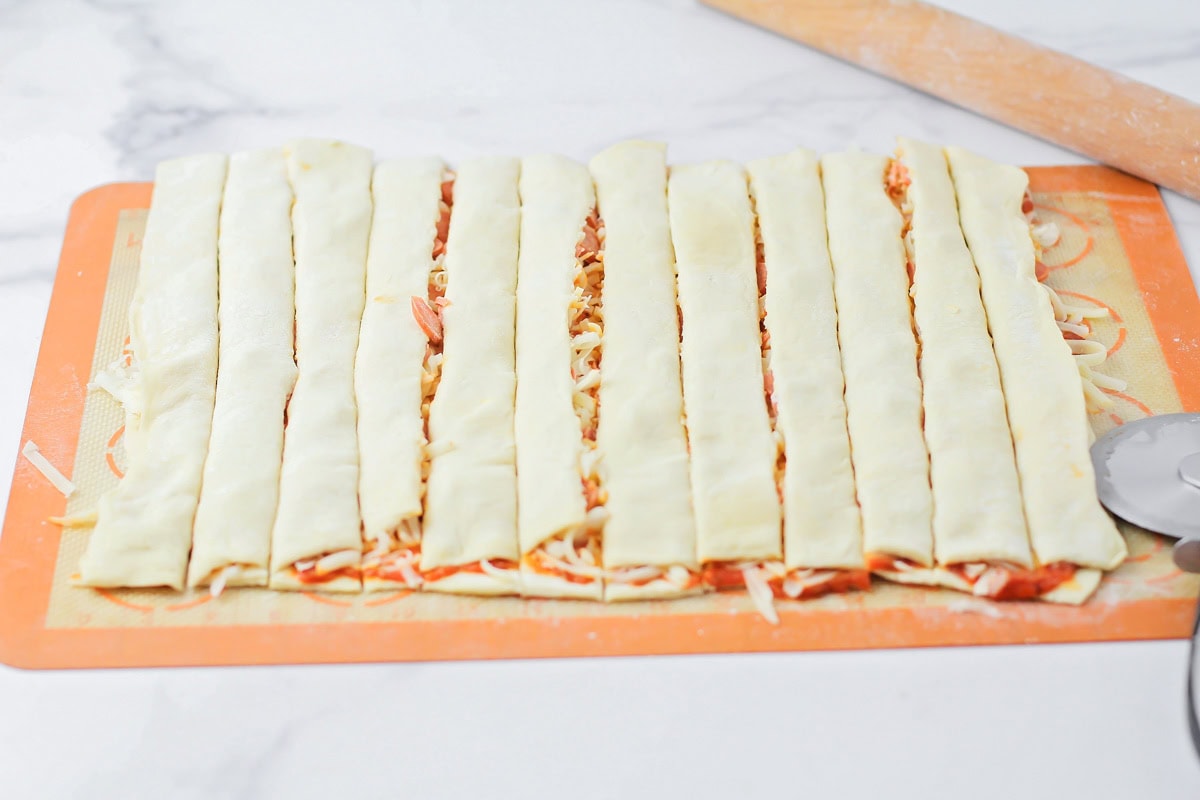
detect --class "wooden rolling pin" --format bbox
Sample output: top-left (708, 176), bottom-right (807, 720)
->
top-left (701, 0), bottom-right (1200, 201)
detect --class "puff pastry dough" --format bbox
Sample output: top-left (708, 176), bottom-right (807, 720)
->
top-left (356, 157), bottom-right (445, 590)
top-left (669, 160), bottom-right (780, 564)
top-left (269, 139), bottom-right (373, 592)
top-left (514, 154), bottom-right (602, 600)
top-left (822, 151), bottom-right (933, 566)
top-left (589, 141), bottom-right (699, 599)
top-left (946, 146), bottom-right (1126, 571)
top-left (78, 153), bottom-right (227, 589)
top-left (188, 148), bottom-right (296, 589)
top-left (748, 150), bottom-right (863, 570)
top-left (419, 157), bottom-right (523, 592)
top-left (901, 137), bottom-right (1032, 568)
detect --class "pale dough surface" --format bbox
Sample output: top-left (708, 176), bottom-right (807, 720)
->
top-left (520, 569), bottom-right (603, 601)
top-left (356, 157), bottom-right (445, 544)
top-left (420, 569), bottom-right (523, 597)
top-left (78, 154), bottom-right (227, 589)
top-left (188, 148), bottom-right (297, 588)
top-left (604, 579), bottom-right (704, 602)
top-left (1041, 569), bottom-right (1102, 604)
top-left (514, 154), bottom-right (593, 555)
top-left (589, 141), bottom-right (697, 571)
top-left (420, 157), bottom-right (522, 570)
top-left (901, 137), bottom-right (1032, 568)
top-left (669, 160), bottom-right (780, 563)
top-left (946, 146), bottom-right (1126, 570)
top-left (748, 150), bottom-right (863, 570)
top-left (269, 139), bottom-right (373, 586)
top-left (822, 151), bottom-right (933, 566)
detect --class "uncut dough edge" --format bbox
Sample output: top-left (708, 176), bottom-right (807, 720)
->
top-left (514, 154), bottom-right (601, 601)
top-left (589, 140), bottom-right (698, 599)
top-left (268, 139), bottom-right (374, 592)
top-left (188, 147), bottom-right (296, 589)
top-left (356, 156), bottom-right (445, 592)
top-left (822, 151), bottom-right (933, 567)
top-left (747, 149), bottom-right (864, 571)
top-left (945, 145), bottom-right (1126, 571)
top-left (77, 153), bottom-right (227, 590)
top-left (668, 160), bottom-right (781, 564)
top-left (419, 156), bottom-right (522, 592)
top-left (900, 137), bottom-right (1033, 569)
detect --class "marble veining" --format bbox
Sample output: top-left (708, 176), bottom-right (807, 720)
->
top-left (1, 0), bottom-right (1199, 796)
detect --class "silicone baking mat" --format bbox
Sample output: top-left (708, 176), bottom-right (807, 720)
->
top-left (2, 166), bottom-right (1198, 669)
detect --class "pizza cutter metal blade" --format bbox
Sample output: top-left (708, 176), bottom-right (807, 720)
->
top-left (1091, 412), bottom-right (1200, 569)
top-left (1090, 412), bottom-right (1200, 758)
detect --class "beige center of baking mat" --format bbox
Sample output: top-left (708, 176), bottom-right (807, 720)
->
top-left (3, 168), bottom-right (1199, 668)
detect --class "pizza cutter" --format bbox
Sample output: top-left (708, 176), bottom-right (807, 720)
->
top-left (1091, 413), bottom-right (1200, 572)
top-left (1091, 412), bottom-right (1200, 756)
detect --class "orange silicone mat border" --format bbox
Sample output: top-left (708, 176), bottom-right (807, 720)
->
top-left (1, 169), bottom-right (1197, 670)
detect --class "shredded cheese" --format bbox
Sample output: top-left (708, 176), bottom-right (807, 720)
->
top-left (21, 440), bottom-right (75, 497)
top-left (48, 512), bottom-right (98, 527)
top-left (665, 565), bottom-right (692, 587)
top-left (1031, 221), bottom-right (1060, 248)
top-left (394, 555), bottom-right (423, 587)
top-left (209, 564), bottom-right (240, 598)
top-left (1037, 238), bottom-right (1119, 412)
top-left (741, 566), bottom-right (780, 625)
top-left (608, 565), bottom-right (665, 584)
top-left (781, 568), bottom-right (840, 598)
top-left (961, 563), bottom-right (989, 580)
top-left (1056, 319), bottom-right (1090, 338)
top-left (1081, 366), bottom-right (1126, 392)
top-left (972, 567), bottom-right (1010, 598)
top-left (314, 549), bottom-right (359, 575)
top-left (479, 558), bottom-right (522, 589)
top-left (87, 356), bottom-right (143, 414)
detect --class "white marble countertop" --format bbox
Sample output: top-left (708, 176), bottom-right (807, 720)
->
top-left (2, 0), bottom-right (1199, 796)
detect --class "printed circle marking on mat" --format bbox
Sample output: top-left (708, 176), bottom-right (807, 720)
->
top-left (105, 425), bottom-right (125, 479)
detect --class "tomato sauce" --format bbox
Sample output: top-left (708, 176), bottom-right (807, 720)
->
top-left (422, 559), bottom-right (518, 584)
top-left (522, 552), bottom-right (597, 586)
top-left (293, 565), bottom-right (360, 585)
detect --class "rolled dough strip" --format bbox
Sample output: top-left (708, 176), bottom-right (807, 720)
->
top-left (78, 153), bottom-right (227, 589)
top-left (872, 562), bottom-right (1101, 605)
top-left (188, 148), bottom-right (296, 589)
top-left (900, 137), bottom-right (1032, 568)
top-left (419, 157), bottom-right (522, 594)
top-left (515, 154), bottom-right (593, 555)
top-left (748, 149), bottom-right (863, 570)
top-left (1040, 569), bottom-right (1102, 605)
top-left (589, 141), bottom-right (699, 598)
top-left (669, 160), bottom-right (780, 564)
top-left (269, 139), bottom-right (373, 592)
top-left (822, 151), bottom-right (933, 566)
top-left (946, 146), bottom-right (1127, 570)
top-left (514, 154), bottom-right (601, 600)
top-left (421, 568), bottom-right (521, 597)
top-left (604, 577), bottom-right (697, 602)
top-left (356, 157), bottom-right (445, 591)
